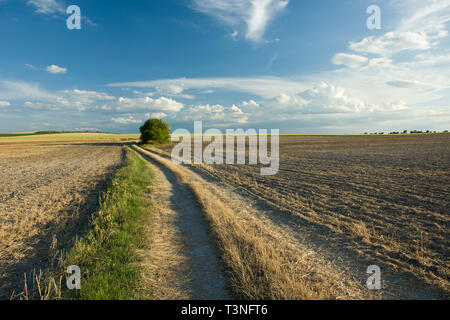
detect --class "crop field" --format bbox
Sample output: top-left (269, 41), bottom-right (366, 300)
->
top-left (0, 138), bottom-right (125, 298)
top-left (0, 132), bottom-right (139, 144)
top-left (155, 134), bottom-right (450, 296)
top-left (1, 132), bottom-right (448, 300)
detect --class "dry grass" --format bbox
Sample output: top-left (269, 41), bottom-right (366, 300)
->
top-left (133, 145), bottom-right (370, 299)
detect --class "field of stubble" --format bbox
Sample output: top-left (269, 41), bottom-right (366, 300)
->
top-left (157, 134), bottom-right (450, 295)
top-left (0, 143), bottom-right (124, 298)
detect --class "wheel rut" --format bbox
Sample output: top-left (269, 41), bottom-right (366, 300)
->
top-left (135, 148), bottom-right (230, 300)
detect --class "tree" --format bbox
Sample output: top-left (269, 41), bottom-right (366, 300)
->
top-left (140, 119), bottom-right (171, 144)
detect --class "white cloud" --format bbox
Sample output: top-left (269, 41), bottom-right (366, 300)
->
top-left (62, 89), bottom-right (115, 101)
top-left (23, 101), bottom-right (52, 110)
top-left (27, 0), bottom-right (97, 26)
top-left (349, 1), bottom-right (449, 57)
top-left (27, 0), bottom-right (64, 14)
top-left (386, 80), bottom-right (439, 91)
top-left (245, 0), bottom-right (288, 42)
top-left (46, 64), bottom-right (67, 74)
top-left (111, 115), bottom-right (141, 124)
top-left (185, 104), bottom-right (225, 120)
top-left (299, 83), bottom-right (371, 114)
top-left (397, 0), bottom-right (450, 35)
top-left (349, 31), bottom-right (432, 56)
top-left (25, 64), bottom-right (37, 70)
top-left (191, 0), bottom-right (289, 42)
top-left (407, 52), bottom-right (450, 67)
top-left (19, 88), bottom-right (116, 111)
top-left (0, 100), bottom-right (10, 107)
top-left (117, 96), bottom-right (184, 112)
top-left (181, 103), bottom-right (248, 124)
top-left (332, 53), bottom-right (369, 69)
top-left (231, 104), bottom-right (243, 114)
top-left (0, 80), bottom-right (55, 100)
top-left (108, 77), bottom-right (310, 100)
top-left (58, 89), bottom-right (115, 110)
top-left (228, 30), bottom-right (239, 41)
top-left (241, 99), bottom-right (259, 107)
top-left (276, 93), bottom-right (308, 106)
top-left (145, 112), bottom-right (167, 119)
top-left (157, 84), bottom-right (184, 95)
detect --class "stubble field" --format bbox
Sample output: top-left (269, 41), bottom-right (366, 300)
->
top-left (0, 141), bottom-right (124, 298)
top-left (156, 134), bottom-right (450, 296)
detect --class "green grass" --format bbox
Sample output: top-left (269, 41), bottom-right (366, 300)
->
top-left (63, 148), bottom-right (154, 300)
top-left (0, 133), bottom-right (37, 137)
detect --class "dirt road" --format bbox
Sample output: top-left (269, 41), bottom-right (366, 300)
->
top-left (135, 149), bottom-right (230, 299)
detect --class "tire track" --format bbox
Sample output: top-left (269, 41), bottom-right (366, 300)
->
top-left (135, 149), bottom-right (230, 300)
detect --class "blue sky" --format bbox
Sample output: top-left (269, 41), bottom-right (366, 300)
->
top-left (0, 0), bottom-right (449, 133)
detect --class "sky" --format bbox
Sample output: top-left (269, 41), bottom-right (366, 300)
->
top-left (0, 0), bottom-right (449, 134)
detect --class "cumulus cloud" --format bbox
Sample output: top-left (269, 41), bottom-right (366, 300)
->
top-left (111, 115), bottom-right (142, 124)
top-left (241, 99), bottom-right (259, 107)
top-left (298, 83), bottom-right (370, 114)
top-left (181, 103), bottom-right (248, 124)
top-left (19, 88), bottom-right (116, 111)
top-left (191, 0), bottom-right (289, 42)
top-left (46, 64), bottom-right (67, 74)
top-left (332, 53), bottom-right (369, 69)
top-left (231, 104), bottom-right (244, 114)
top-left (276, 93), bottom-right (308, 106)
top-left (145, 112), bottom-right (167, 119)
top-left (0, 100), bottom-right (10, 107)
top-left (116, 96), bottom-right (184, 112)
top-left (349, 31), bottom-right (432, 56)
top-left (184, 104), bottom-right (225, 120)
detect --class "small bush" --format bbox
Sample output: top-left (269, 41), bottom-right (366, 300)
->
top-left (139, 119), bottom-right (170, 144)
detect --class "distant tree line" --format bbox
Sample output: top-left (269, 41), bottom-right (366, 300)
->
top-left (364, 130), bottom-right (448, 135)
top-left (34, 130), bottom-right (103, 134)
top-left (1, 130), bottom-right (106, 137)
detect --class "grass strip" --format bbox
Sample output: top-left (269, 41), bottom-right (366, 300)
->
top-left (64, 148), bottom-right (154, 300)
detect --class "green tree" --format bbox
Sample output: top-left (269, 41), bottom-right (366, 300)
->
top-left (139, 119), bottom-right (171, 144)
